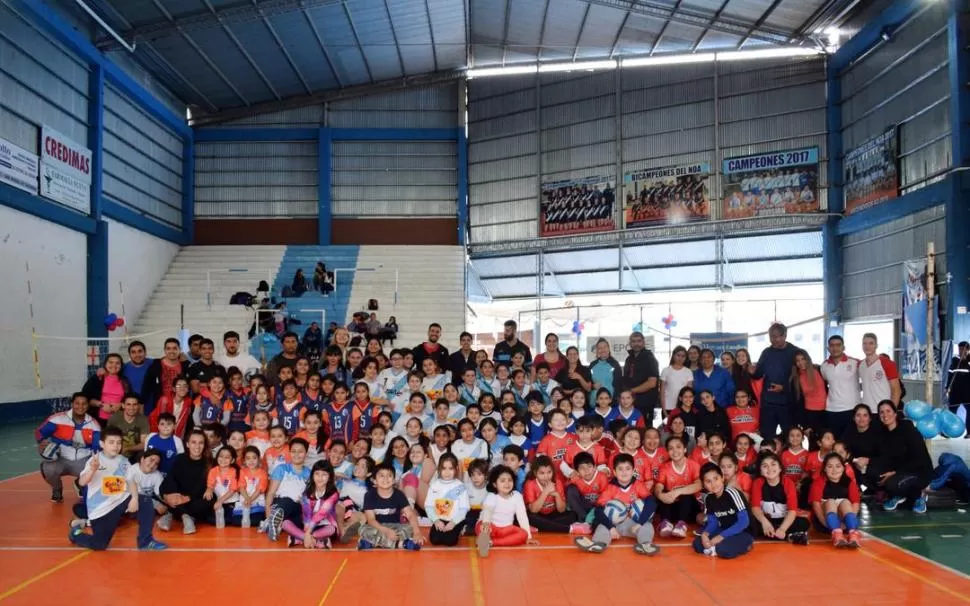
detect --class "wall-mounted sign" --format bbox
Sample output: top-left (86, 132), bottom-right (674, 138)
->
top-left (40, 126), bottom-right (91, 214)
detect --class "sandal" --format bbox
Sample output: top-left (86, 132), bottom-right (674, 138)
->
top-left (574, 536), bottom-right (606, 553)
top-left (634, 542), bottom-right (659, 556)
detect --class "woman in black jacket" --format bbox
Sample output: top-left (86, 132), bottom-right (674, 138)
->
top-left (873, 400), bottom-right (933, 513)
top-left (159, 430), bottom-right (214, 534)
top-left (554, 346), bottom-right (592, 397)
top-left (696, 389), bottom-right (731, 442)
top-left (141, 338), bottom-right (189, 407)
top-left (841, 403), bottom-right (882, 489)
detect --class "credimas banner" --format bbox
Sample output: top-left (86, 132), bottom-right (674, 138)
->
top-left (721, 147), bottom-right (820, 218)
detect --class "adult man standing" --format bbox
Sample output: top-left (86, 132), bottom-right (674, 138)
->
top-left (449, 332), bottom-right (477, 385)
top-left (819, 335), bottom-right (860, 438)
top-left (123, 341), bottom-right (152, 412)
top-left (412, 323), bottom-right (450, 373)
top-left (946, 340), bottom-right (970, 422)
top-left (493, 320), bottom-right (532, 368)
top-left (266, 331), bottom-right (301, 384)
top-left (859, 333), bottom-right (901, 411)
top-left (215, 330), bottom-right (262, 381)
top-left (622, 332), bottom-right (660, 425)
top-left (750, 323), bottom-right (802, 437)
top-left (35, 393), bottom-right (100, 503)
top-left (187, 338), bottom-right (225, 395)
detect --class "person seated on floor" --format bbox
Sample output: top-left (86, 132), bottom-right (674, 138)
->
top-left (36, 393), bottom-right (101, 503)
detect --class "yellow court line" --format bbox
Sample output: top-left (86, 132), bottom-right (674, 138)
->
top-left (0, 551), bottom-right (90, 602)
top-left (317, 558), bottom-right (348, 606)
top-left (467, 537), bottom-right (485, 606)
top-left (860, 549), bottom-right (970, 603)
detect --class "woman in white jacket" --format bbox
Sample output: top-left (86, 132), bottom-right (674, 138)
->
top-left (424, 453), bottom-right (470, 546)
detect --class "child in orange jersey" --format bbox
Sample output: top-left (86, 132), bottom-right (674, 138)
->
top-left (295, 410), bottom-right (329, 465)
top-left (574, 453), bottom-right (658, 555)
top-left (205, 446), bottom-right (240, 528)
top-left (234, 445), bottom-right (268, 527)
top-left (612, 426), bottom-right (649, 482)
top-left (524, 455), bottom-right (575, 532)
top-left (562, 415), bottom-right (608, 480)
top-left (535, 410), bottom-right (576, 482)
top-left (780, 426), bottom-right (810, 506)
top-left (654, 435), bottom-right (702, 538)
top-left (725, 389), bottom-right (759, 442)
top-left (719, 453), bottom-right (752, 501)
top-left (246, 410), bottom-right (272, 456)
top-left (809, 453), bottom-right (862, 548)
top-left (640, 427), bottom-right (669, 483)
top-left (565, 451), bottom-right (610, 533)
top-left (263, 426), bottom-right (292, 474)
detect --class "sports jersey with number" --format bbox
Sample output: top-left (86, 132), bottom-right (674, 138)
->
top-left (537, 431), bottom-right (576, 480)
top-left (656, 459), bottom-right (701, 493)
top-left (195, 392), bottom-right (233, 424)
top-left (750, 476), bottom-right (798, 520)
top-left (352, 401), bottom-right (381, 440)
top-left (273, 399), bottom-right (304, 435)
top-left (378, 369), bottom-right (410, 404)
top-left (301, 388), bottom-right (326, 413)
top-left (145, 433), bottom-right (184, 474)
top-left (780, 448), bottom-right (809, 485)
top-left (321, 401), bottom-right (354, 444)
top-left (570, 469), bottom-right (610, 504)
top-left (226, 389), bottom-right (250, 431)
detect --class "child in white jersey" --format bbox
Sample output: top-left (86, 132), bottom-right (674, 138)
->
top-left (476, 464), bottom-right (538, 557)
top-left (425, 453), bottom-right (470, 546)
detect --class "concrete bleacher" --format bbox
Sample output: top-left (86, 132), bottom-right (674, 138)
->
top-left (133, 246), bottom-right (287, 356)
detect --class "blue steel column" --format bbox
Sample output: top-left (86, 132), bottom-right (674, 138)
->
top-left (948, 0), bottom-right (970, 340)
top-left (823, 57), bottom-right (844, 338)
top-left (457, 127), bottom-right (468, 246)
top-left (86, 64), bottom-right (108, 338)
top-left (318, 127), bottom-right (333, 245)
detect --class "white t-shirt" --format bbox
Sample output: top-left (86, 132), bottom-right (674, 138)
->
top-left (450, 438), bottom-right (488, 470)
top-left (660, 366), bottom-right (694, 410)
top-left (859, 355), bottom-right (899, 411)
top-left (215, 352), bottom-right (262, 380)
top-left (126, 465), bottom-right (163, 497)
top-left (270, 463), bottom-right (311, 501)
top-left (378, 369), bottom-right (411, 406)
top-left (482, 491), bottom-right (530, 536)
top-left (819, 355), bottom-right (861, 413)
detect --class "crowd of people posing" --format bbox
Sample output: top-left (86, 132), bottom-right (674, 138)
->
top-left (35, 318), bottom-right (938, 559)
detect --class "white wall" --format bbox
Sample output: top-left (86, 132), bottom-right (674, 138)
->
top-left (0, 206), bottom-right (87, 403)
top-left (106, 218), bottom-right (179, 334)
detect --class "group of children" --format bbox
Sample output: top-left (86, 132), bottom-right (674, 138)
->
top-left (61, 348), bottom-right (867, 558)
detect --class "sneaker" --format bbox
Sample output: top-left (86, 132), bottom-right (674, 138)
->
top-left (240, 509), bottom-right (251, 528)
top-left (658, 520), bottom-right (674, 538)
top-left (569, 522), bottom-right (592, 535)
top-left (788, 532), bottom-right (810, 546)
top-left (156, 513), bottom-right (173, 532)
top-left (401, 538), bottom-right (421, 551)
top-left (634, 542), bottom-right (659, 556)
top-left (912, 496), bottom-right (928, 514)
top-left (574, 536), bottom-right (606, 553)
top-left (68, 526), bottom-right (83, 545)
top-left (702, 546), bottom-right (717, 557)
top-left (357, 539), bottom-right (375, 551)
top-left (182, 514), bottom-right (197, 535)
top-left (267, 507), bottom-right (284, 542)
top-left (257, 520), bottom-right (268, 533)
top-left (476, 527), bottom-right (491, 558)
top-left (139, 540), bottom-right (168, 551)
top-left (316, 537), bottom-right (332, 550)
top-left (70, 518), bottom-right (88, 530)
top-left (831, 529), bottom-right (847, 548)
top-left (214, 507), bottom-right (226, 529)
top-left (671, 521), bottom-right (688, 538)
top-left (847, 529), bottom-right (862, 549)
top-left (51, 488), bottom-right (63, 503)
top-left (883, 496), bottom-right (905, 511)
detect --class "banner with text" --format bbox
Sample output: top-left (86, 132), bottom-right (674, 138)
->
top-left (622, 163), bottom-right (711, 227)
top-left (689, 333), bottom-right (749, 359)
top-left (721, 147), bottom-right (820, 218)
top-left (40, 126), bottom-right (92, 215)
top-left (0, 138), bottom-right (39, 195)
top-left (540, 175), bottom-right (616, 237)
top-left (901, 258), bottom-right (941, 381)
top-left (844, 127), bottom-right (898, 214)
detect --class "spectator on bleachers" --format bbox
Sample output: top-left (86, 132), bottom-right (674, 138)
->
top-left (493, 320), bottom-right (532, 368)
top-left (290, 269), bottom-right (308, 297)
top-left (366, 313), bottom-right (382, 338)
top-left (267, 332), bottom-right (301, 384)
top-left (449, 332), bottom-right (477, 386)
top-left (312, 262), bottom-right (328, 293)
top-left (413, 323), bottom-right (450, 374)
top-left (348, 313), bottom-right (369, 337)
top-left (323, 321), bottom-right (338, 346)
top-left (380, 316), bottom-right (399, 345)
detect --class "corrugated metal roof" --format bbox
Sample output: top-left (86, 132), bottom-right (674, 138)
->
top-left (77, 0), bottom-right (864, 117)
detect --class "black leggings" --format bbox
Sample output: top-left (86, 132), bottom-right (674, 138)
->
top-left (166, 496), bottom-right (215, 521)
top-left (752, 515), bottom-right (810, 538)
top-left (429, 521), bottom-right (467, 546)
top-left (656, 494), bottom-right (698, 524)
top-left (884, 472), bottom-right (929, 502)
top-left (527, 510), bottom-right (576, 533)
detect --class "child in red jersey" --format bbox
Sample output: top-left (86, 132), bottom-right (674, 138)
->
top-left (718, 453), bottom-right (751, 501)
top-left (613, 426), bottom-right (649, 481)
top-left (565, 452), bottom-right (610, 533)
top-left (655, 435), bottom-right (702, 538)
top-left (524, 456), bottom-right (575, 533)
top-left (563, 415), bottom-right (608, 479)
top-left (574, 453), bottom-right (658, 555)
top-left (599, 418), bottom-right (623, 461)
top-left (725, 389), bottom-right (759, 442)
top-left (749, 453), bottom-right (809, 545)
top-left (536, 410), bottom-right (576, 482)
top-left (640, 427), bottom-right (669, 483)
top-left (780, 426), bottom-right (810, 503)
top-left (691, 432), bottom-right (727, 467)
top-left (734, 433), bottom-right (757, 472)
top-left (804, 429), bottom-right (849, 480)
top-left (809, 453), bottom-right (862, 548)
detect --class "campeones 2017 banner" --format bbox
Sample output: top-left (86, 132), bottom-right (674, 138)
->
top-left (722, 147), bottom-right (820, 218)
top-left (844, 128), bottom-right (898, 214)
top-left (622, 163), bottom-right (711, 227)
top-left (540, 176), bottom-right (616, 237)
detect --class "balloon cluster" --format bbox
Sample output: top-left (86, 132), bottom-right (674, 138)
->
top-left (103, 313), bottom-right (125, 332)
top-left (661, 314), bottom-right (676, 330)
top-left (904, 400), bottom-right (966, 439)
top-left (571, 320), bottom-right (585, 336)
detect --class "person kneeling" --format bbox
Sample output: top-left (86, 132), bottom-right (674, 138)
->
top-left (693, 463), bottom-right (753, 559)
top-left (574, 453), bottom-right (658, 555)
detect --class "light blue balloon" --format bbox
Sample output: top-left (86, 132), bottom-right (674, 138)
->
top-left (916, 415), bottom-right (940, 439)
top-left (904, 399), bottom-right (931, 421)
top-left (940, 411), bottom-right (966, 438)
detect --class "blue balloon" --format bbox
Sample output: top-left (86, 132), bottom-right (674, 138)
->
top-left (940, 411), bottom-right (967, 438)
top-left (903, 400), bottom-right (931, 421)
top-left (103, 313), bottom-right (117, 326)
top-left (916, 415), bottom-right (940, 439)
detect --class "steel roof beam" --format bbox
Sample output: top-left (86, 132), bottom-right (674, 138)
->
top-left (253, 0), bottom-right (313, 95)
top-left (382, 0), bottom-right (407, 76)
top-left (688, 0), bottom-right (730, 53)
top-left (201, 0), bottom-right (281, 100)
top-left (500, 0), bottom-right (512, 65)
top-left (425, 0), bottom-right (439, 71)
top-left (571, 4), bottom-right (591, 61)
top-left (650, 0), bottom-right (684, 56)
top-left (608, 1), bottom-right (634, 59)
top-left (536, 0), bottom-right (551, 61)
top-left (341, 2), bottom-right (374, 83)
top-left (301, 3), bottom-right (343, 88)
top-left (736, 0), bottom-right (786, 49)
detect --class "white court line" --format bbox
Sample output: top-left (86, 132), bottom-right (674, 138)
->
top-left (863, 532), bottom-right (970, 583)
top-left (941, 534), bottom-right (965, 539)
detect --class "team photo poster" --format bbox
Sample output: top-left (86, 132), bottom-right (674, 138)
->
top-left (844, 128), bottom-right (898, 215)
top-left (721, 147), bottom-right (820, 218)
top-left (539, 175), bottom-right (616, 237)
top-left (622, 163), bottom-right (711, 228)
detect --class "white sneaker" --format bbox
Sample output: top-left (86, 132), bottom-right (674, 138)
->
top-left (241, 508), bottom-right (251, 528)
top-left (182, 514), bottom-right (197, 535)
top-left (157, 512), bottom-right (173, 531)
top-left (214, 507), bottom-right (225, 529)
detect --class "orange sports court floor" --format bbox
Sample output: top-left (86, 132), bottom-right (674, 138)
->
top-left (1, 468), bottom-right (970, 606)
